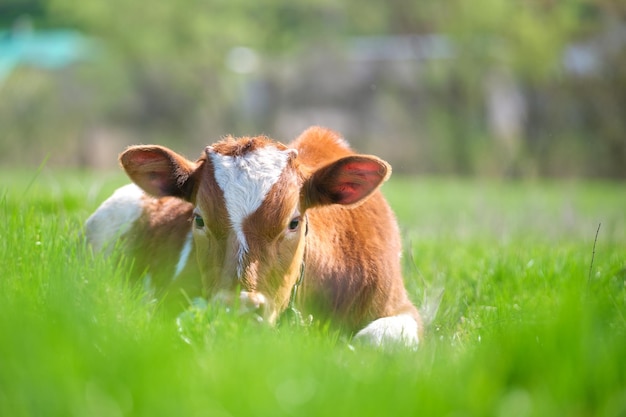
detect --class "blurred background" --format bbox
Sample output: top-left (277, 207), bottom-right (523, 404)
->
top-left (1, 0), bottom-right (625, 178)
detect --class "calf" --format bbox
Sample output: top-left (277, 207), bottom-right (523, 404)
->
top-left (85, 126), bottom-right (422, 348)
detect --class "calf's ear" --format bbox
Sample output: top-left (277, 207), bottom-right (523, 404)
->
top-left (119, 145), bottom-right (198, 200)
top-left (302, 155), bottom-right (391, 209)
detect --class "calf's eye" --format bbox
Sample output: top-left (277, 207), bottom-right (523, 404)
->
top-left (288, 217), bottom-right (300, 231)
top-left (193, 213), bottom-right (205, 228)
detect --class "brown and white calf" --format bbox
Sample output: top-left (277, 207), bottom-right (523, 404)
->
top-left (85, 126), bottom-right (422, 348)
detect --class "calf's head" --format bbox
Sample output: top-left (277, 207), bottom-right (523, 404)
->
top-left (120, 133), bottom-right (390, 323)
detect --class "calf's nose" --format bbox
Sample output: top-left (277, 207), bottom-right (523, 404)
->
top-left (238, 291), bottom-right (268, 317)
top-left (212, 290), bottom-right (268, 322)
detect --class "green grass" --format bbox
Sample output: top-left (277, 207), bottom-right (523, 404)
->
top-left (1, 169), bottom-right (625, 417)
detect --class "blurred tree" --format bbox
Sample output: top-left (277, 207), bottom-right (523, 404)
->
top-left (0, 0), bottom-right (44, 28)
top-left (45, 0), bottom-right (348, 146)
top-left (342, 0), bottom-right (626, 177)
top-left (0, 0), bottom-right (623, 177)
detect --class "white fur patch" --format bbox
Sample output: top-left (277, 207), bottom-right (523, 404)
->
top-left (335, 136), bottom-right (351, 150)
top-left (85, 183), bottom-right (144, 254)
top-left (209, 146), bottom-right (292, 275)
top-left (353, 314), bottom-right (420, 350)
top-left (173, 230), bottom-right (193, 280)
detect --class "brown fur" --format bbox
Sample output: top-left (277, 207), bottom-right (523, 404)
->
top-left (291, 128), bottom-right (418, 330)
top-left (126, 196), bottom-right (194, 287)
top-left (96, 192), bottom-right (203, 311)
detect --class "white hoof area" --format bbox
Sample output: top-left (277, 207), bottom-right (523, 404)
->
top-left (353, 314), bottom-right (420, 350)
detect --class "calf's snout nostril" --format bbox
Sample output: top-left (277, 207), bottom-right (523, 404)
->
top-left (239, 291), bottom-right (267, 317)
top-left (211, 290), bottom-right (269, 322)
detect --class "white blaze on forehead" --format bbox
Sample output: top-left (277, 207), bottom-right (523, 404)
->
top-left (209, 145), bottom-right (294, 265)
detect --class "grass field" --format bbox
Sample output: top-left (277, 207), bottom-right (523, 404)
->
top-left (1, 169), bottom-right (625, 417)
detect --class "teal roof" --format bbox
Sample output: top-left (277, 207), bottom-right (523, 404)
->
top-left (0, 29), bottom-right (94, 81)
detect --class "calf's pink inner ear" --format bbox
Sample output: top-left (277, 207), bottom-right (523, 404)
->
top-left (120, 146), bottom-right (196, 199)
top-left (305, 155), bottom-right (391, 208)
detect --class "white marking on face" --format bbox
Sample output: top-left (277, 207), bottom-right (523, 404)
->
top-left (173, 230), bottom-right (193, 280)
top-left (85, 183), bottom-right (144, 254)
top-left (209, 146), bottom-right (292, 275)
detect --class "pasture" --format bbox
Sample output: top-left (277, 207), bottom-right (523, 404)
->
top-left (1, 169), bottom-right (624, 416)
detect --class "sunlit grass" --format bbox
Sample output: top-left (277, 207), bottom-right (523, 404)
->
top-left (0, 170), bottom-right (624, 416)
